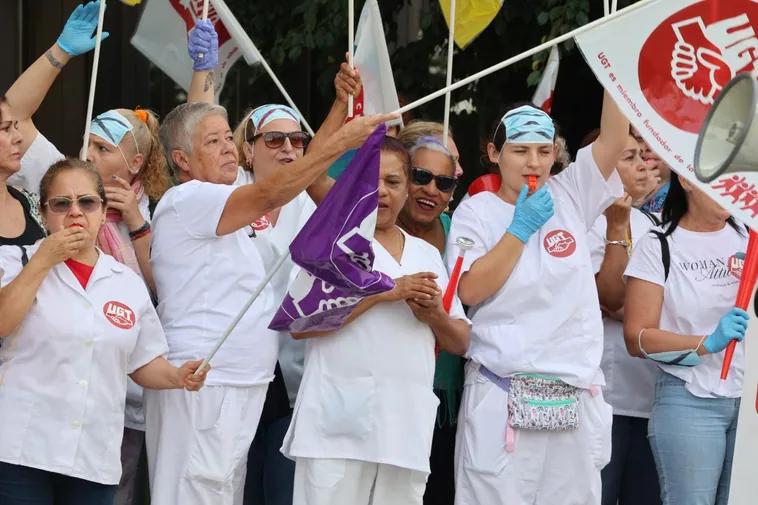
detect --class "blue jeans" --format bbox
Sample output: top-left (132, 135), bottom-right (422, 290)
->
top-left (648, 372), bottom-right (740, 505)
top-left (243, 414), bottom-right (296, 505)
top-left (0, 462), bottom-right (116, 505)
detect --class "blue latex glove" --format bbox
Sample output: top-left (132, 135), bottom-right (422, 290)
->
top-left (188, 20), bottom-right (219, 71)
top-left (506, 184), bottom-right (555, 244)
top-left (704, 307), bottom-right (750, 354)
top-left (56, 1), bottom-right (109, 57)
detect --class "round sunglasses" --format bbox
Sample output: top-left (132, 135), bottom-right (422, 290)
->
top-left (44, 195), bottom-right (104, 214)
top-left (411, 167), bottom-right (458, 193)
top-left (249, 131), bottom-right (311, 150)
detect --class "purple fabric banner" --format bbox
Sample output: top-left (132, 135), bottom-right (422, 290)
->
top-left (269, 123), bottom-right (395, 333)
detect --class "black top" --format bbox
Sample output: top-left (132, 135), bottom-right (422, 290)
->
top-left (0, 185), bottom-right (46, 247)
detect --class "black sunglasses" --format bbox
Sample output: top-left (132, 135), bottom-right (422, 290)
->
top-left (249, 131), bottom-right (311, 150)
top-left (44, 195), bottom-right (104, 214)
top-left (411, 167), bottom-right (458, 193)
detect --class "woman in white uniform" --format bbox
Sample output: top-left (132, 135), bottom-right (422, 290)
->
top-left (144, 99), bottom-right (394, 504)
top-left (448, 93), bottom-right (628, 505)
top-left (0, 158), bottom-right (206, 505)
top-left (624, 175), bottom-right (749, 505)
top-left (585, 128), bottom-right (662, 505)
top-left (282, 136), bottom-right (471, 505)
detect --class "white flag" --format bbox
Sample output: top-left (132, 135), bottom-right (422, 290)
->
top-left (532, 46), bottom-right (560, 113)
top-left (131, 0), bottom-right (243, 99)
top-left (350, 0), bottom-right (402, 126)
top-left (576, 0), bottom-right (758, 230)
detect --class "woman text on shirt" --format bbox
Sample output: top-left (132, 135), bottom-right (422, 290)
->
top-left (587, 129), bottom-right (662, 505)
top-left (0, 97), bottom-right (45, 247)
top-left (282, 136), bottom-right (470, 505)
top-left (0, 158), bottom-right (207, 505)
top-left (624, 175), bottom-right (749, 505)
top-left (448, 92), bottom-right (629, 505)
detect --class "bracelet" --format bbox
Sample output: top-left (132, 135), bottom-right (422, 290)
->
top-left (605, 239), bottom-right (630, 248)
top-left (129, 222), bottom-right (151, 241)
top-left (695, 334), bottom-right (708, 354)
top-left (45, 49), bottom-right (65, 70)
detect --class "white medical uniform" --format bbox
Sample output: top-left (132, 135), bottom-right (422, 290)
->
top-left (145, 180), bottom-right (279, 505)
top-left (10, 132), bottom-right (65, 193)
top-left (588, 209), bottom-right (660, 417)
top-left (624, 224), bottom-right (747, 398)
top-left (0, 244), bottom-right (168, 485)
top-left (448, 145), bottom-right (622, 505)
top-left (281, 230), bottom-right (470, 505)
top-left (235, 166), bottom-right (316, 407)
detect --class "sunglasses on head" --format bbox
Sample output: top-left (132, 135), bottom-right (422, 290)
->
top-left (44, 195), bottom-right (103, 214)
top-left (249, 131), bottom-right (311, 150)
top-left (411, 167), bottom-right (458, 193)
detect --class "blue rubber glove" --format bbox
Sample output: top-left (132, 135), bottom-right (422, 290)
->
top-left (188, 20), bottom-right (219, 71)
top-left (704, 307), bottom-right (750, 354)
top-left (506, 184), bottom-right (555, 244)
top-left (56, 1), bottom-right (109, 57)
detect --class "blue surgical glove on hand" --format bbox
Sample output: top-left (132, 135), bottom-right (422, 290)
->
top-left (56, 1), bottom-right (109, 57)
top-left (188, 20), bottom-right (219, 71)
top-left (506, 184), bottom-right (555, 244)
top-left (704, 307), bottom-right (750, 354)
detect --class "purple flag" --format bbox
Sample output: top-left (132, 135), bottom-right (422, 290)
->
top-left (268, 123), bottom-right (395, 333)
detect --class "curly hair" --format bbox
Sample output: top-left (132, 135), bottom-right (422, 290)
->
top-left (115, 108), bottom-right (170, 200)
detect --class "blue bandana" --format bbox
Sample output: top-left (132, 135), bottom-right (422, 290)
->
top-left (90, 110), bottom-right (134, 148)
top-left (246, 104), bottom-right (302, 138)
top-left (498, 105), bottom-right (555, 144)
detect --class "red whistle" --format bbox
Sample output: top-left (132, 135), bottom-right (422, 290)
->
top-left (528, 175), bottom-right (537, 192)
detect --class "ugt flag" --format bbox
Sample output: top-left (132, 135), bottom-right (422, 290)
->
top-left (131, 0), bottom-right (242, 100)
top-left (532, 46), bottom-right (560, 114)
top-left (575, 0), bottom-right (758, 231)
top-left (269, 124), bottom-right (395, 333)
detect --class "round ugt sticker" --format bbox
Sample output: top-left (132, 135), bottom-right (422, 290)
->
top-left (544, 230), bottom-right (576, 258)
top-left (103, 301), bottom-right (135, 329)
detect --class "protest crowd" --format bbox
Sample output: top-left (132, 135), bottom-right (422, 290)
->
top-left (0, 2), bottom-right (751, 505)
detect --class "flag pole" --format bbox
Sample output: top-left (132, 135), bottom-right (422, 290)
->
top-left (347, 0), bottom-right (355, 118)
top-left (210, 0), bottom-right (315, 135)
top-left (80, 0), bottom-right (107, 161)
top-left (197, 0), bottom-right (210, 60)
top-left (442, 0), bottom-right (456, 147)
top-left (611, 0), bottom-right (618, 14)
top-left (395, 0), bottom-right (658, 116)
top-left (195, 251), bottom-right (291, 374)
top-left (603, 0), bottom-right (609, 17)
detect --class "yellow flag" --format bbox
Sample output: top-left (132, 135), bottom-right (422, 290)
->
top-left (440, 0), bottom-right (504, 49)
top-left (121, 0), bottom-right (142, 6)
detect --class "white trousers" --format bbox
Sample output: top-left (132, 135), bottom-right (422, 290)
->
top-left (454, 368), bottom-right (613, 505)
top-left (293, 458), bottom-right (428, 505)
top-left (144, 384), bottom-right (268, 505)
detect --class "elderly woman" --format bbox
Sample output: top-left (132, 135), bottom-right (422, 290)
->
top-left (144, 99), bottom-right (394, 504)
top-left (0, 158), bottom-right (206, 505)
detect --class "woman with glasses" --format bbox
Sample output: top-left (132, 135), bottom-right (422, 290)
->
top-left (0, 158), bottom-right (208, 505)
top-left (624, 175), bottom-right (748, 505)
top-left (449, 94), bottom-right (629, 505)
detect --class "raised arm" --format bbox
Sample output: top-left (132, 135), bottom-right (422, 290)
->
top-left (595, 195), bottom-right (632, 311)
top-left (306, 59), bottom-right (363, 205)
top-left (592, 90), bottom-right (629, 181)
top-left (7, 1), bottom-right (108, 154)
top-left (0, 229), bottom-right (89, 337)
top-left (186, 20), bottom-right (218, 104)
top-left (216, 113), bottom-right (397, 236)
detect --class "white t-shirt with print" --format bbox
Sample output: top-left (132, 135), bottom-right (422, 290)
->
top-left (624, 224), bottom-right (747, 398)
top-left (588, 209), bottom-right (660, 418)
top-left (150, 180), bottom-right (279, 386)
top-left (446, 145), bottom-right (623, 389)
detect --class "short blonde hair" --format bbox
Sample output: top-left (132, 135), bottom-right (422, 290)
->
top-left (397, 120), bottom-right (452, 148)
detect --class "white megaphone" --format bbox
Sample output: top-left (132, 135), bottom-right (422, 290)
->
top-left (694, 73), bottom-right (758, 183)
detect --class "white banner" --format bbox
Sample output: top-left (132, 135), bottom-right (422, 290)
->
top-left (576, 0), bottom-right (758, 231)
top-left (131, 0), bottom-right (242, 99)
top-left (532, 46), bottom-right (560, 113)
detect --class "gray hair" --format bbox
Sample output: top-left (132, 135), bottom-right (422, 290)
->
top-left (408, 136), bottom-right (456, 176)
top-left (159, 102), bottom-right (228, 177)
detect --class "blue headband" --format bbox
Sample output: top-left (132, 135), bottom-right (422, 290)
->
top-left (497, 105), bottom-right (555, 144)
top-left (90, 110), bottom-right (135, 148)
top-left (246, 104), bottom-right (302, 138)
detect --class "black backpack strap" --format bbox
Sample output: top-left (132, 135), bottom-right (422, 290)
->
top-left (650, 231), bottom-right (670, 282)
top-left (640, 209), bottom-right (660, 226)
top-left (17, 246), bottom-right (29, 267)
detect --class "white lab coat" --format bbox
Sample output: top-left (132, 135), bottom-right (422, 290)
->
top-left (0, 244), bottom-right (168, 485)
top-left (588, 209), bottom-right (660, 418)
top-left (448, 145), bottom-right (622, 505)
